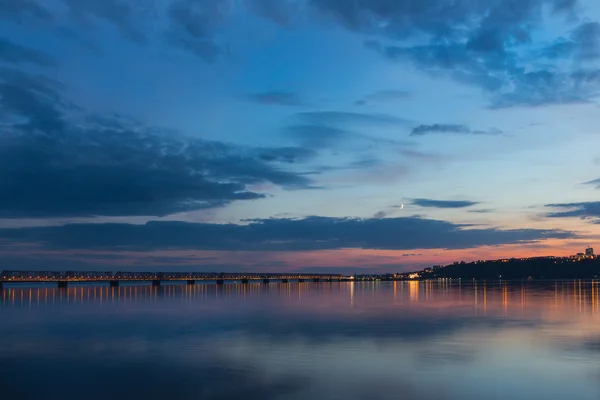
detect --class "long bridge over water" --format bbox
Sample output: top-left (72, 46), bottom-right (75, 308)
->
top-left (0, 271), bottom-right (348, 289)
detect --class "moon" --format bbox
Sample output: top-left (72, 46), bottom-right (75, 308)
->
top-left (399, 203), bottom-right (404, 209)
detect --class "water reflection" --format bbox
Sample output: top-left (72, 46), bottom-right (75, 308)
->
top-left (1, 281), bottom-right (600, 399)
top-left (4, 280), bottom-right (600, 315)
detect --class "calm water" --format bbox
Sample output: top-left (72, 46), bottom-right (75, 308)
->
top-left (2, 281), bottom-right (600, 399)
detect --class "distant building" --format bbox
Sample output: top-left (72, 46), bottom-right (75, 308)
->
top-left (586, 247), bottom-right (594, 256)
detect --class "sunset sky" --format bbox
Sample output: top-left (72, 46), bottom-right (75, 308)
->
top-left (1, 0), bottom-right (600, 273)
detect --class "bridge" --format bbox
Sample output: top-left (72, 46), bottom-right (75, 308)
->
top-left (0, 271), bottom-right (348, 289)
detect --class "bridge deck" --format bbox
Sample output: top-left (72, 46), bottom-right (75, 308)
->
top-left (0, 271), bottom-right (346, 283)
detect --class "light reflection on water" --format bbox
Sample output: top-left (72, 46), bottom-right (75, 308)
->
top-left (2, 281), bottom-right (600, 399)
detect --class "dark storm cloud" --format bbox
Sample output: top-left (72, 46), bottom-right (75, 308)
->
top-left (165, 0), bottom-right (230, 61)
top-left (0, 38), bottom-right (55, 66)
top-left (412, 199), bottom-right (480, 209)
top-left (545, 202), bottom-right (600, 218)
top-left (0, 216), bottom-right (576, 251)
top-left (0, 67), bottom-right (312, 218)
top-left (247, 91), bottom-right (306, 106)
top-left (410, 124), bottom-right (503, 136)
top-left (62, 0), bottom-right (148, 45)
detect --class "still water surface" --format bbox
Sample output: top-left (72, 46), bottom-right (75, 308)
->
top-left (1, 281), bottom-right (600, 399)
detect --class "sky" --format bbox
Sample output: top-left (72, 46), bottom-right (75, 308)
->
top-left (1, 0), bottom-right (600, 274)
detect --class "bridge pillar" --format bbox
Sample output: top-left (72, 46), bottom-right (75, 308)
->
top-left (297, 279), bottom-right (305, 283)
top-left (216, 279), bottom-right (224, 285)
top-left (187, 280), bottom-right (196, 285)
top-left (240, 279), bottom-right (249, 284)
top-left (57, 281), bottom-right (68, 289)
top-left (0, 281), bottom-right (3, 291)
top-left (109, 280), bottom-right (119, 287)
top-left (262, 279), bottom-right (270, 284)
top-left (327, 278), bottom-right (333, 282)
top-left (281, 279), bottom-right (289, 283)
top-left (313, 278), bottom-right (319, 283)
top-left (152, 280), bottom-right (161, 287)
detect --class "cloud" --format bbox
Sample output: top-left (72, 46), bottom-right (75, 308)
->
top-left (0, 67), bottom-right (313, 218)
top-left (309, 0), bottom-right (596, 107)
top-left (410, 124), bottom-right (503, 136)
top-left (373, 210), bottom-right (389, 219)
top-left (165, 0), bottom-right (230, 61)
top-left (0, 67), bottom-right (67, 133)
top-left (285, 125), bottom-right (350, 148)
top-left (0, 216), bottom-right (576, 251)
top-left (282, 111), bottom-right (411, 154)
top-left (256, 146), bottom-right (318, 163)
top-left (62, 0), bottom-right (148, 45)
top-left (0, 38), bottom-right (55, 67)
top-left (583, 177), bottom-right (600, 189)
top-left (247, 91), bottom-right (305, 106)
top-left (542, 22), bottom-right (600, 61)
top-left (489, 69), bottom-right (600, 108)
top-left (355, 89), bottom-right (411, 105)
top-left (0, 0), bottom-right (52, 21)
top-left (545, 202), bottom-right (600, 219)
top-left (412, 199), bottom-right (480, 209)
top-left (368, 36), bottom-right (600, 108)
top-left (398, 149), bottom-right (447, 162)
top-left (545, 179), bottom-right (600, 219)
top-left (294, 111), bottom-right (409, 127)
top-left (247, 0), bottom-right (303, 26)
top-left (571, 22), bottom-right (600, 60)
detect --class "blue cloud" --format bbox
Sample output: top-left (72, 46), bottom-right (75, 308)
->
top-left (247, 91), bottom-right (306, 106)
top-left (0, 38), bottom-right (55, 66)
top-left (62, 0), bottom-right (148, 45)
top-left (545, 202), bottom-right (600, 219)
top-left (0, 0), bottom-right (52, 21)
top-left (0, 67), bottom-right (315, 218)
top-left (295, 111), bottom-right (409, 127)
top-left (0, 216), bottom-right (577, 251)
top-left (285, 125), bottom-right (350, 148)
top-left (165, 0), bottom-right (229, 61)
top-left (412, 199), bottom-right (480, 209)
top-left (410, 124), bottom-right (503, 136)
top-left (355, 89), bottom-right (411, 105)
top-left (308, 0), bottom-right (597, 107)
